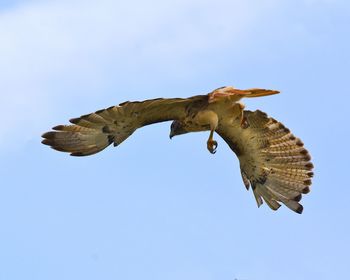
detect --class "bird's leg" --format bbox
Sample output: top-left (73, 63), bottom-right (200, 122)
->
top-left (207, 128), bottom-right (218, 154)
top-left (237, 102), bottom-right (249, 128)
top-left (194, 110), bottom-right (219, 154)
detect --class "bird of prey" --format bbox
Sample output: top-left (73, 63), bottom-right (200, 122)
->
top-left (42, 86), bottom-right (313, 214)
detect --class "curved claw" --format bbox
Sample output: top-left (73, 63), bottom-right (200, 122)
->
top-left (240, 116), bottom-right (249, 129)
top-left (207, 140), bottom-right (218, 154)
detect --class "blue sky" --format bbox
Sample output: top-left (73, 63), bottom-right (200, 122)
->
top-left (0, 0), bottom-right (349, 279)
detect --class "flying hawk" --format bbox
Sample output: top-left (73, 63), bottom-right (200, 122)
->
top-left (42, 86), bottom-right (313, 214)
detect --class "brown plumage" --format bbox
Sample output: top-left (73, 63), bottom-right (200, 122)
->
top-left (42, 86), bottom-right (313, 214)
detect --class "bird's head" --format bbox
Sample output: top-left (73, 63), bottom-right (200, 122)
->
top-left (169, 120), bottom-right (189, 139)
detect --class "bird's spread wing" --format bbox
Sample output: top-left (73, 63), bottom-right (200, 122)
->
top-left (217, 110), bottom-right (313, 214)
top-left (42, 96), bottom-right (206, 156)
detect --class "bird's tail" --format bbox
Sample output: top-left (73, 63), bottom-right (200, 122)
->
top-left (208, 87), bottom-right (279, 103)
top-left (240, 88), bottom-right (280, 98)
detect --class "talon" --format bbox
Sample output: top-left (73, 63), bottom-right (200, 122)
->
top-left (240, 116), bottom-right (249, 129)
top-left (207, 140), bottom-right (218, 154)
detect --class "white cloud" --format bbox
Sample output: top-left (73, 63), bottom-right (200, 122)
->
top-left (0, 0), bottom-right (280, 151)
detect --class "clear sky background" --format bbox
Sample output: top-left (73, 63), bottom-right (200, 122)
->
top-left (0, 0), bottom-right (349, 279)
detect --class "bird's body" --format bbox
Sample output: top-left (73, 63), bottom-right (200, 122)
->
top-left (42, 86), bottom-right (313, 214)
